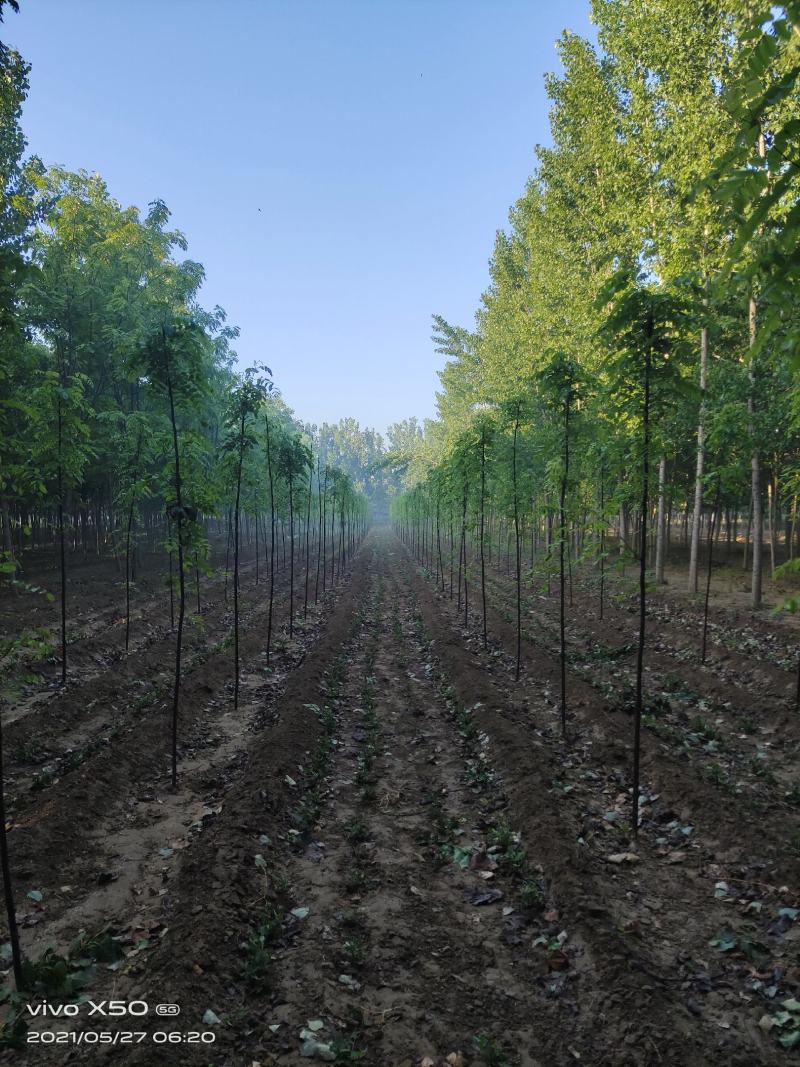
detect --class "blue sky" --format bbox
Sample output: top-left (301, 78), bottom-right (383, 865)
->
top-left (6, 0), bottom-right (593, 436)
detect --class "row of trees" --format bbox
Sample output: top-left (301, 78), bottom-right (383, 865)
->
top-left (0, 5), bottom-right (369, 991)
top-left (393, 0), bottom-right (800, 835)
top-left (0, 167), bottom-right (369, 662)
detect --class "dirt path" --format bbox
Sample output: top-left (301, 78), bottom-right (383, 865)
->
top-left (4, 530), bottom-right (798, 1066)
top-left (258, 541), bottom-right (562, 1065)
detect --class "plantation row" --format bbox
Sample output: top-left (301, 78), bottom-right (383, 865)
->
top-left (389, 0), bottom-right (800, 606)
top-left (0, 14), bottom-right (378, 1000)
top-left (0, 315), bottom-right (369, 992)
top-left (11, 529), bottom-right (798, 1063)
top-left (389, 0), bottom-right (800, 848)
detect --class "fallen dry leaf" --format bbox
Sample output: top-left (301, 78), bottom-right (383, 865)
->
top-left (607, 852), bottom-right (639, 865)
top-left (468, 887), bottom-right (504, 906)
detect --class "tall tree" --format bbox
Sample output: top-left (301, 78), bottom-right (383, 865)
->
top-left (225, 367), bottom-right (272, 708)
top-left (138, 317), bottom-right (208, 788)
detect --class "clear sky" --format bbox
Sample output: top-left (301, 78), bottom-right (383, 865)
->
top-left (5, 0), bottom-right (594, 437)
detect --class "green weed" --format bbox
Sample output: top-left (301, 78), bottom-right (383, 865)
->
top-left (341, 937), bottom-right (366, 966)
top-left (473, 1033), bottom-right (513, 1067)
top-left (344, 816), bottom-right (369, 843)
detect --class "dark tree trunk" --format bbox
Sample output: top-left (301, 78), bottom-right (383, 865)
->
top-left (167, 514), bottom-right (175, 630)
top-left (288, 468), bottom-right (295, 636)
top-left (632, 326), bottom-right (652, 839)
top-left (599, 462), bottom-right (605, 621)
top-left (124, 431), bottom-right (143, 653)
top-left (165, 339), bottom-right (186, 791)
top-left (0, 705), bottom-right (23, 989)
top-left (304, 446), bottom-right (312, 619)
top-left (512, 411), bottom-right (521, 681)
top-left (316, 464), bottom-right (327, 603)
top-left (265, 415), bottom-right (276, 666)
top-left (233, 409), bottom-right (245, 709)
top-left (57, 391), bottom-right (67, 685)
top-left (701, 481), bottom-right (721, 664)
top-left (559, 387), bottom-right (570, 738)
top-left (480, 431), bottom-right (488, 650)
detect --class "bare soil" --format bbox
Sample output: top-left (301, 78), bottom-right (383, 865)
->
top-left (1, 530), bottom-right (799, 1066)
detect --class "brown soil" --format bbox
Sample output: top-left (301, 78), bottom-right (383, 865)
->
top-left (1, 530), bottom-right (798, 1067)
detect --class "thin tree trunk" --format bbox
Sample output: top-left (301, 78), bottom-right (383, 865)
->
top-left (619, 499), bottom-right (628, 558)
top-left (316, 464), bottom-right (327, 603)
top-left (1, 502), bottom-right (12, 557)
top-left (223, 506), bottom-right (232, 603)
top-left (304, 445), bottom-right (312, 619)
top-left (632, 326), bottom-right (652, 840)
top-left (599, 463), bottom-right (605, 621)
top-left (655, 456), bottom-right (667, 584)
top-left (749, 130), bottom-right (765, 609)
top-left (701, 480), bottom-right (721, 663)
top-left (436, 491), bottom-right (445, 593)
top-left (330, 496), bottom-right (336, 584)
top-left (233, 409), bottom-right (245, 710)
top-left (167, 514), bottom-right (175, 630)
top-left (165, 343), bottom-right (185, 791)
top-left (560, 386), bottom-right (571, 739)
top-left (479, 430), bottom-right (487, 651)
top-left (512, 412), bottom-right (521, 681)
top-left (57, 392), bottom-right (67, 685)
top-left (0, 711), bottom-right (22, 989)
top-left (288, 469), bottom-right (294, 635)
top-left (449, 511), bottom-right (454, 599)
top-left (265, 415), bottom-right (276, 665)
top-left (124, 431), bottom-right (143, 654)
top-left (255, 504), bottom-right (259, 585)
top-left (768, 472), bottom-right (777, 579)
top-left (749, 293), bottom-right (763, 608)
top-left (688, 323), bottom-right (709, 592)
top-left (460, 484), bottom-right (468, 624)
top-left (790, 495), bottom-right (797, 562)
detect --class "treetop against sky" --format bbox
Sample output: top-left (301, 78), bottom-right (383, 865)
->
top-left (4, 0), bottom-right (593, 435)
